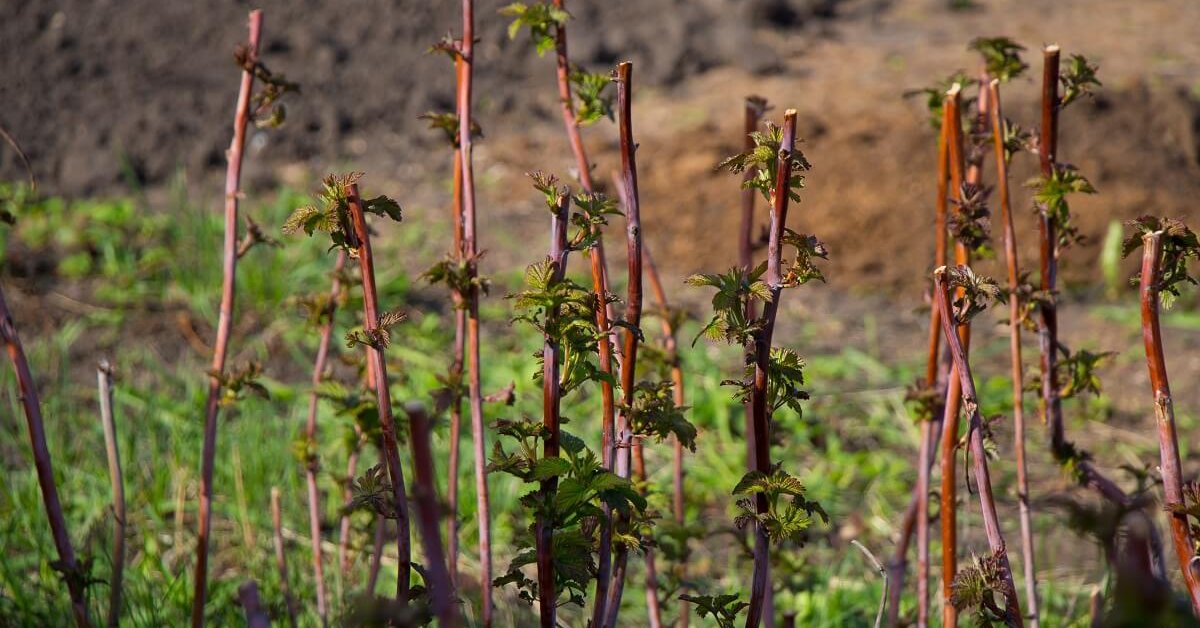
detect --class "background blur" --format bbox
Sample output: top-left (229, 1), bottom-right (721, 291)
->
top-left (4, 0), bottom-right (1200, 625)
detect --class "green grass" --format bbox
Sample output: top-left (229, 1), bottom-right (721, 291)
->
top-left (0, 181), bottom-right (1146, 625)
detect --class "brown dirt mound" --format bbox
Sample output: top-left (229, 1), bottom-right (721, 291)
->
top-left (3, 0), bottom-right (1200, 293)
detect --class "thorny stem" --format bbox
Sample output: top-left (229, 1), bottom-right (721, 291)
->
top-left (740, 96), bottom-right (768, 545)
top-left (536, 192), bottom-right (570, 627)
top-left (447, 52), bottom-right (467, 589)
top-left (744, 109), bottom-right (799, 628)
top-left (347, 183), bottom-right (412, 603)
top-left (540, 2), bottom-right (621, 621)
top-left (271, 488), bottom-right (300, 628)
top-left (933, 268), bottom-right (1025, 627)
top-left (989, 79), bottom-right (1040, 627)
top-left (644, 241), bottom-right (690, 628)
top-left (238, 580), bottom-right (270, 628)
top-left (192, 11), bottom-right (261, 627)
top-left (458, 1), bottom-right (494, 622)
top-left (1037, 46), bottom-right (1064, 460)
top-left (97, 361), bottom-right (125, 628)
top-left (0, 286), bottom-right (92, 627)
top-left (603, 61), bottom-right (655, 628)
top-left (405, 404), bottom-right (461, 626)
top-left (302, 250), bottom-right (345, 624)
top-left (889, 94), bottom-right (953, 628)
top-left (939, 84), bottom-right (972, 628)
top-left (1138, 232), bottom-right (1200, 616)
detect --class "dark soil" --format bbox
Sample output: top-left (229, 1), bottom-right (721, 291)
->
top-left (3, 0), bottom-right (1200, 294)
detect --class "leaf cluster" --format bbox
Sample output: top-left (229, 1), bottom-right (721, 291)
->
top-left (624, 381), bottom-right (697, 451)
top-left (418, 111), bottom-right (483, 149)
top-left (569, 68), bottom-right (614, 126)
top-left (569, 191), bottom-right (623, 251)
top-left (501, 2), bottom-right (569, 56)
top-left (345, 309), bottom-right (407, 350)
top-left (677, 593), bottom-right (748, 628)
top-left (488, 419), bottom-right (647, 607)
top-left (723, 347), bottom-right (810, 418)
top-left (314, 380), bottom-right (383, 452)
top-left (948, 182), bottom-right (993, 255)
top-left (781, 230), bottom-right (829, 287)
top-left (969, 37), bottom-right (1027, 82)
top-left (209, 361), bottom-right (268, 406)
top-left (234, 45), bottom-right (300, 129)
top-left (345, 463), bottom-right (400, 519)
top-left (907, 71), bottom-right (975, 129)
top-left (289, 289), bottom-right (344, 327)
top-left (717, 122), bottom-right (812, 203)
top-left (731, 463), bottom-right (828, 545)
top-left (283, 173), bottom-right (402, 254)
top-left (949, 547), bottom-right (1014, 625)
top-left (510, 259), bottom-right (613, 394)
top-left (1165, 481), bottom-right (1200, 551)
top-left (1060, 54), bottom-right (1101, 108)
top-left (686, 263), bottom-right (770, 347)
top-left (940, 265), bottom-right (1001, 324)
top-left (424, 253), bottom-right (491, 303)
top-left (905, 379), bottom-right (941, 423)
top-left (1122, 215), bottom-right (1200, 304)
top-left (1027, 164), bottom-right (1094, 249)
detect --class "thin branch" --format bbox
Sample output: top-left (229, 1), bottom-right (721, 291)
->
top-left (405, 403), bottom-right (461, 626)
top-left (1138, 231), bottom-right (1200, 615)
top-left (237, 580), bottom-right (270, 628)
top-left (990, 78), bottom-right (1040, 627)
top-left (933, 267), bottom-right (1024, 627)
top-left (851, 539), bottom-right (889, 628)
top-left (0, 286), bottom-right (92, 627)
top-left (97, 361), bottom-right (125, 628)
top-left (347, 182), bottom-right (412, 603)
top-left (939, 84), bottom-right (971, 628)
top-left (643, 241), bottom-right (690, 628)
top-left (603, 61), bottom-right (655, 628)
top-left (301, 251), bottom-right (344, 624)
top-left (192, 11), bottom-right (262, 626)
top-left (271, 488), bottom-right (300, 628)
top-left (745, 109), bottom-right (799, 628)
top-left (536, 190), bottom-right (570, 627)
top-left (458, 2), bottom-right (494, 622)
top-left (1037, 45), bottom-right (1065, 461)
top-left (447, 51), bottom-right (468, 589)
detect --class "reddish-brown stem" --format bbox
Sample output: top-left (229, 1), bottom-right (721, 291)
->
top-left (744, 109), bottom-right (798, 628)
top-left (543, 3), bottom-right (620, 620)
top-left (990, 79), bottom-right (1040, 627)
top-left (447, 52), bottom-right (467, 589)
top-left (1138, 232), bottom-right (1200, 615)
top-left (347, 183), bottom-right (412, 603)
top-left (458, 1), bottom-right (494, 622)
top-left (367, 517), bottom-right (385, 595)
top-left (97, 360), bottom-right (124, 628)
top-left (301, 251), bottom-right (344, 623)
top-left (740, 96), bottom-right (767, 517)
top-left (405, 403), bottom-right (461, 626)
top-left (603, 61), bottom-right (654, 628)
top-left (0, 286), bottom-right (91, 627)
top-left (643, 242), bottom-right (689, 628)
top-left (338, 428), bottom-right (364, 576)
top-left (192, 11), bottom-right (261, 627)
top-left (271, 488), bottom-right (299, 628)
top-left (888, 97), bottom-right (953, 628)
top-left (238, 580), bottom-right (270, 628)
top-left (933, 268), bottom-right (1024, 626)
top-left (940, 84), bottom-right (970, 628)
top-left (1037, 46), bottom-right (1064, 457)
top-left (536, 193), bottom-right (570, 627)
